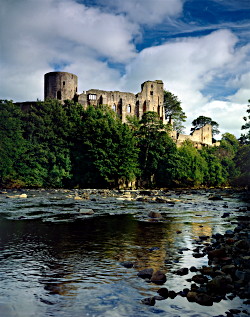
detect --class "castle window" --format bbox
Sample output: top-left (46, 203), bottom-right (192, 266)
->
top-left (63, 81), bottom-right (65, 86)
top-left (150, 91), bottom-right (153, 96)
top-left (112, 104), bottom-right (116, 111)
top-left (127, 105), bottom-right (131, 113)
top-left (76, 87), bottom-right (77, 92)
top-left (57, 90), bottom-right (62, 100)
top-left (88, 94), bottom-right (97, 100)
top-left (151, 84), bottom-right (153, 88)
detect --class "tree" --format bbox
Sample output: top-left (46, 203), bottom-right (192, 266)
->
top-left (136, 111), bottom-right (176, 187)
top-left (164, 90), bottom-right (186, 133)
top-left (19, 99), bottom-right (73, 187)
top-left (200, 147), bottom-right (226, 186)
top-left (240, 99), bottom-right (250, 144)
top-left (175, 140), bottom-right (208, 186)
top-left (191, 116), bottom-right (220, 137)
top-left (234, 144), bottom-right (250, 187)
top-left (73, 105), bottom-right (139, 188)
top-left (0, 100), bottom-right (26, 187)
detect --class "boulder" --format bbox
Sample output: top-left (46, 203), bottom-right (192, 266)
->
top-left (19, 193), bottom-right (27, 198)
top-left (192, 274), bottom-right (208, 284)
top-left (78, 208), bottom-right (94, 215)
top-left (141, 297), bottom-right (155, 306)
top-left (208, 248), bottom-right (226, 260)
top-left (157, 288), bottom-right (169, 298)
top-left (120, 261), bottom-right (134, 268)
top-left (148, 211), bottom-right (162, 218)
top-left (137, 268), bottom-right (153, 279)
top-left (195, 293), bottom-right (213, 306)
top-left (207, 275), bottom-right (233, 294)
top-left (175, 268), bottom-right (189, 276)
top-left (150, 270), bottom-right (167, 284)
top-left (187, 291), bottom-right (197, 302)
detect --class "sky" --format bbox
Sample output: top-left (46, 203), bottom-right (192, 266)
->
top-left (0, 0), bottom-right (250, 137)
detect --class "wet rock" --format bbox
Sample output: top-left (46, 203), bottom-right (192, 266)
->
top-left (141, 297), bottom-right (155, 306)
top-left (137, 268), bottom-right (153, 279)
top-left (221, 264), bottom-right (236, 275)
top-left (229, 309), bottom-right (241, 314)
top-left (192, 274), bottom-right (208, 284)
top-left (157, 287), bottom-right (169, 298)
top-left (200, 266), bottom-right (214, 276)
top-left (19, 193), bottom-right (27, 198)
top-left (187, 291), bottom-right (197, 302)
top-left (168, 290), bottom-right (177, 299)
top-left (207, 275), bottom-right (233, 294)
top-left (176, 230), bottom-right (182, 234)
top-left (195, 293), bottom-right (213, 306)
top-left (150, 270), bottom-right (167, 284)
top-left (208, 248), bottom-right (226, 260)
top-left (222, 212), bottom-right (230, 218)
top-left (175, 267), bottom-right (189, 276)
top-left (120, 261), bottom-right (134, 268)
top-left (148, 211), bottom-right (162, 218)
top-left (225, 230), bottom-right (234, 237)
top-left (78, 208), bottom-right (94, 215)
top-left (208, 195), bottom-right (223, 201)
top-left (190, 266), bottom-right (198, 272)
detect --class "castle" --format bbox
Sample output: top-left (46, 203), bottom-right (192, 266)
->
top-left (19, 71), bottom-right (215, 148)
top-left (44, 71), bottom-right (166, 124)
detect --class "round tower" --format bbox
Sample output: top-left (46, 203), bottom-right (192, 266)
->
top-left (44, 72), bottom-right (78, 101)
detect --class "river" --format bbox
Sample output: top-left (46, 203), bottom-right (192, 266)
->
top-left (0, 188), bottom-right (249, 317)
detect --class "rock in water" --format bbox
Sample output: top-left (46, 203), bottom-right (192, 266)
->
top-left (150, 270), bottom-right (167, 284)
top-left (137, 268), bottom-right (154, 279)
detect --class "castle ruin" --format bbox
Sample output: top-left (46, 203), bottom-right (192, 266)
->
top-left (17, 71), bottom-right (215, 148)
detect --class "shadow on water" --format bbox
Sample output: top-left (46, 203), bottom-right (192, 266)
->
top-left (0, 189), bottom-right (249, 317)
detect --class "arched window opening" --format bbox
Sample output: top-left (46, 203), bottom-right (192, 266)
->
top-left (127, 105), bottom-right (131, 113)
top-left (112, 104), bottom-right (116, 111)
top-left (88, 94), bottom-right (97, 100)
top-left (57, 90), bottom-right (62, 100)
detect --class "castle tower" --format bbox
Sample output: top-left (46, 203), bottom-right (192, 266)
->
top-left (44, 72), bottom-right (78, 101)
top-left (140, 80), bottom-right (165, 122)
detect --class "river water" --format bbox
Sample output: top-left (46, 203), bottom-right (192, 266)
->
top-left (0, 189), bottom-right (249, 317)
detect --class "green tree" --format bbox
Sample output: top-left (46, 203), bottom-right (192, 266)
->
top-left (240, 100), bottom-right (250, 144)
top-left (73, 105), bottom-right (139, 188)
top-left (234, 144), bottom-right (250, 187)
top-left (20, 99), bottom-right (73, 187)
top-left (214, 133), bottom-right (240, 183)
top-left (200, 147), bottom-right (226, 186)
top-left (164, 90), bottom-right (186, 133)
top-left (0, 100), bottom-right (26, 187)
top-left (191, 116), bottom-right (220, 137)
top-left (176, 140), bottom-right (208, 186)
top-left (136, 111), bottom-right (176, 187)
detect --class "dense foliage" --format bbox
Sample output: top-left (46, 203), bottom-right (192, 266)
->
top-left (0, 99), bottom-right (249, 188)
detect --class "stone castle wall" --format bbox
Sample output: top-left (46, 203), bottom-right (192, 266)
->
top-left (42, 71), bottom-right (214, 147)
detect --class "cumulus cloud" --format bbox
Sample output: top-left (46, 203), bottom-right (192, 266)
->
top-left (0, 0), bottom-right (138, 101)
top-left (121, 29), bottom-right (250, 137)
top-left (96, 0), bottom-right (185, 25)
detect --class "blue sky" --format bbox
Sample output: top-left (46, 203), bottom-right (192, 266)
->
top-left (1, 0), bottom-right (250, 137)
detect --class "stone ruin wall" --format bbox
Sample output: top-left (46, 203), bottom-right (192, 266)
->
top-left (42, 71), bottom-right (215, 147)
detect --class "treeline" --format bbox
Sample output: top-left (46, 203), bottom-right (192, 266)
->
top-left (0, 99), bottom-right (249, 189)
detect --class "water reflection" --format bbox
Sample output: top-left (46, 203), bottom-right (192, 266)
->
top-left (0, 189), bottom-right (249, 316)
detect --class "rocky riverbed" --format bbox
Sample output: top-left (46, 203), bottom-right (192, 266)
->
top-left (0, 188), bottom-right (249, 317)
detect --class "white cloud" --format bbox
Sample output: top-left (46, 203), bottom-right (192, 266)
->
top-left (97, 0), bottom-right (185, 25)
top-left (121, 29), bottom-right (249, 137)
top-left (0, 0), bottom-right (138, 101)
